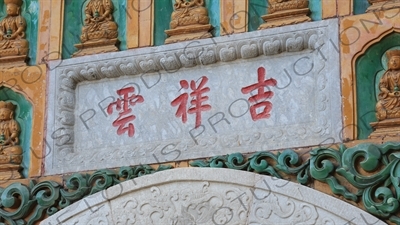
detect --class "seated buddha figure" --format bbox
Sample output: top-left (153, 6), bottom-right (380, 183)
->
top-left (80, 0), bottom-right (118, 43)
top-left (0, 0), bottom-right (29, 57)
top-left (0, 101), bottom-right (22, 164)
top-left (376, 50), bottom-right (400, 120)
top-left (268, 0), bottom-right (309, 14)
top-left (170, 0), bottom-right (209, 29)
top-left (258, 0), bottom-right (310, 29)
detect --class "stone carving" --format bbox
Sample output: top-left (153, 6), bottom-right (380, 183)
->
top-left (258, 0), bottom-right (311, 29)
top-left (0, 101), bottom-right (22, 180)
top-left (192, 143), bottom-right (400, 223)
top-left (367, 0), bottom-right (400, 12)
top-left (165, 0), bottom-right (213, 44)
top-left (370, 50), bottom-right (400, 138)
top-left (46, 20), bottom-right (339, 175)
top-left (0, 0), bottom-right (29, 68)
top-left (40, 168), bottom-right (384, 225)
top-left (249, 193), bottom-right (320, 224)
top-left (73, 0), bottom-right (118, 57)
top-left (376, 50), bottom-right (400, 120)
top-left (120, 183), bottom-right (248, 224)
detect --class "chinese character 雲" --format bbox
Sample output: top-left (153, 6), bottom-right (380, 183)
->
top-left (107, 86), bottom-right (144, 137)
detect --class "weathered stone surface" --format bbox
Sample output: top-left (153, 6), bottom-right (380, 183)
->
top-left (45, 19), bottom-right (341, 175)
top-left (40, 168), bottom-right (384, 224)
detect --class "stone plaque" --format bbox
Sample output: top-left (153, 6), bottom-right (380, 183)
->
top-left (45, 19), bottom-right (341, 175)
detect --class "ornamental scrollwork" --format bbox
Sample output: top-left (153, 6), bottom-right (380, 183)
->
top-left (191, 142), bottom-right (400, 224)
top-left (0, 164), bottom-right (171, 224)
top-left (1, 142), bottom-right (400, 224)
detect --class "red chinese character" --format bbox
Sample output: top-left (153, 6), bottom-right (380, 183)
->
top-left (171, 76), bottom-right (211, 128)
top-left (107, 87), bottom-right (144, 137)
top-left (241, 67), bottom-right (277, 121)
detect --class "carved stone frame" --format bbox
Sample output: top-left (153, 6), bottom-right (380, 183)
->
top-left (46, 19), bottom-right (340, 175)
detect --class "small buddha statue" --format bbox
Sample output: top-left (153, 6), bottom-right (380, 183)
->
top-left (258, 0), bottom-right (311, 29)
top-left (376, 50), bottom-right (400, 120)
top-left (268, 0), bottom-right (309, 14)
top-left (0, 0), bottom-right (28, 58)
top-left (80, 0), bottom-right (118, 43)
top-left (0, 101), bottom-right (22, 164)
top-left (73, 0), bottom-right (119, 57)
top-left (170, 0), bottom-right (210, 29)
top-left (165, 0), bottom-right (213, 44)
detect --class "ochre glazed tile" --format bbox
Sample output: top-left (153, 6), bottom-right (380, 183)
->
top-left (220, 0), bottom-right (248, 36)
top-left (322, 0), bottom-right (337, 18)
top-left (126, 0), bottom-right (140, 49)
top-left (37, 0), bottom-right (64, 63)
top-left (338, 0), bottom-right (352, 16)
top-left (139, 0), bottom-right (154, 47)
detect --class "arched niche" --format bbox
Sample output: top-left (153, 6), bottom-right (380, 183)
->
top-left (340, 9), bottom-right (400, 140)
top-left (0, 0), bottom-right (39, 65)
top-left (40, 168), bottom-right (383, 225)
top-left (62, 0), bottom-right (127, 59)
top-left (355, 32), bottom-right (400, 139)
top-left (0, 86), bottom-right (32, 178)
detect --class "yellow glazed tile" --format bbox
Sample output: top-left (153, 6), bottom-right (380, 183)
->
top-left (220, 0), bottom-right (234, 35)
top-left (126, 0), bottom-right (139, 49)
top-left (220, 0), bottom-right (248, 35)
top-left (322, 0), bottom-right (337, 18)
top-left (338, 0), bottom-right (352, 16)
top-left (139, 0), bottom-right (153, 47)
top-left (37, 0), bottom-right (63, 63)
top-left (233, 0), bottom-right (248, 33)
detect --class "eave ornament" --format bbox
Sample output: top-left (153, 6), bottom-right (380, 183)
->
top-left (258, 0), bottom-right (311, 30)
top-left (0, 0), bottom-right (29, 68)
top-left (73, 0), bottom-right (119, 57)
top-left (165, 0), bottom-right (213, 44)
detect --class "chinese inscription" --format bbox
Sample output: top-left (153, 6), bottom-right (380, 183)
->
top-left (241, 67), bottom-right (277, 121)
top-left (107, 87), bottom-right (144, 137)
top-left (171, 76), bottom-right (211, 128)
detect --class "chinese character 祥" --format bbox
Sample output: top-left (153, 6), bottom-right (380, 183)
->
top-left (171, 76), bottom-right (211, 128)
top-left (241, 67), bottom-right (277, 121)
top-left (107, 87), bottom-right (144, 137)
